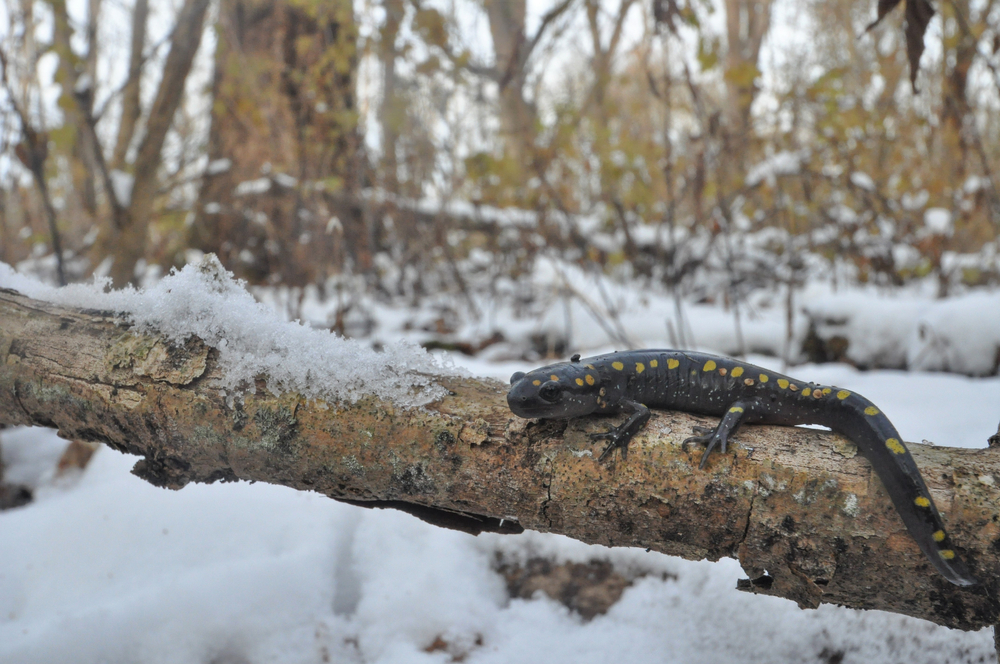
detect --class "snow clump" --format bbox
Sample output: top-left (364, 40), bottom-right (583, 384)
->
top-left (0, 255), bottom-right (458, 405)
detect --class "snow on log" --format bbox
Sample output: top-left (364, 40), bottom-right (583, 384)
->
top-left (1, 282), bottom-right (999, 631)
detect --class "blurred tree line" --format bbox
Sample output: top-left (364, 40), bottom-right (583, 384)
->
top-left (0, 0), bottom-right (998, 305)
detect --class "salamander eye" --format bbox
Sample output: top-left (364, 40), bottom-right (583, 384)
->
top-left (539, 381), bottom-right (561, 403)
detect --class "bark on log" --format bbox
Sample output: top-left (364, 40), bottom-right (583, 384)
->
top-left (1, 287), bottom-right (998, 630)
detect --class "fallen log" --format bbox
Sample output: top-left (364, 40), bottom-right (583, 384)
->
top-left (1, 286), bottom-right (998, 630)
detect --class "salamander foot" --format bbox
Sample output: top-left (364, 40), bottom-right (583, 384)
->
top-left (682, 425), bottom-right (729, 469)
top-left (591, 426), bottom-right (631, 462)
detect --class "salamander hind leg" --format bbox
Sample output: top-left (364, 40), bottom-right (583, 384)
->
top-left (683, 400), bottom-right (760, 469)
top-left (592, 399), bottom-right (651, 462)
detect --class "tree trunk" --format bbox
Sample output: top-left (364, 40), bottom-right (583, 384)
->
top-left (0, 286), bottom-right (998, 631)
top-left (191, 0), bottom-right (363, 285)
top-left (111, 0), bottom-right (148, 171)
top-left (722, 0), bottom-right (772, 138)
top-left (106, 0), bottom-right (211, 287)
top-left (484, 0), bottom-right (537, 161)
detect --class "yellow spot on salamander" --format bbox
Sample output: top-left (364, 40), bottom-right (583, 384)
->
top-left (837, 390), bottom-right (851, 400)
top-left (586, 364), bottom-right (595, 370)
top-left (865, 406), bottom-right (880, 416)
top-left (719, 367), bottom-right (728, 376)
top-left (789, 383), bottom-right (799, 391)
top-left (599, 387), bottom-right (606, 396)
top-left (532, 380), bottom-right (541, 386)
top-left (585, 374), bottom-right (595, 385)
top-left (703, 360), bottom-right (717, 371)
top-left (777, 379), bottom-right (790, 389)
top-left (730, 406), bottom-right (744, 413)
top-left (731, 367), bottom-right (744, 377)
top-left (575, 378), bottom-right (584, 386)
top-left (933, 530), bottom-right (946, 543)
top-left (822, 388), bottom-right (832, 395)
top-left (885, 438), bottom-right (906, 455)
top-left (667, 359), bottom-right (679, 369)
top-left (940, 549), bottom-right (956, 560)
top-left (915, 496), bottom-right (931, 508)
top-left (744, 378), bottom-right (755, 386)
top-left (813, 390), bottom-right (823, 398)
top-left (802, 388), bottom-right (812, 397)
top-left (759, 374), bottom-right (769, 383)
top-left (650, 359), bottom-right (658, 368)
top-left (612, 361), bottom-right (624, 371)
top-left (636, 362), bottom-right (645, 373)
top-left (550, 375), bottom-right (559, 381)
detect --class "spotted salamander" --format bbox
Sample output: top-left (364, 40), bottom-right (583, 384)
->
top-left (507, 349), bottom-right (976, 586)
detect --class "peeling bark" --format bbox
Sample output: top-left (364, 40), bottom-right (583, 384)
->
top-left (1, 287), bottom-right (999, 630)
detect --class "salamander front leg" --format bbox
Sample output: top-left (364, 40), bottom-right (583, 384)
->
top-left (591, 399), bottom-right (651, 462)
top-left (682, 400), bottom-right (759, 469)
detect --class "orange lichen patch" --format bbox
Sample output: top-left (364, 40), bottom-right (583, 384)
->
top-left (703, 360), bottom-right (717, 371)
top-left (731, 367), bottom-right (744, 378)
top-left (667, 359), bottom-right (679, 369)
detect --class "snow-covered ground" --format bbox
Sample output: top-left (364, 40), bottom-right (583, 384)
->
top-left (2, 259), bottom-right (1000, 663)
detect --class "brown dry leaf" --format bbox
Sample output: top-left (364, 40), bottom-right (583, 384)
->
top-left (864, 0), bottom-right (935, 92)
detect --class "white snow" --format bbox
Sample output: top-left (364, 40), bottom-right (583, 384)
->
top-left (802, 292), bottom-right (1000, 376)
top-left (849, 172), bottom-right (876, 192)
top-left (205, 158), bottom-right (232, 176)
top-left (908, 292), bottom-right (1000, 376)
top-left (0, 256), bottom-right (456, 405)
top-left (923, 208), bottom-right (953, 236)
top-left (110, 170), bottom-right (134, 207)
top-left (274, 173), bottom-right (298, 189)
top-left (802, 294), bottom-right (924, 369)
top-left (73, 73), bottom-right (93, 95)
top-left (745, 150), bottom-right (806, 187)
top-left (234, 178), bottom-right (272, 196)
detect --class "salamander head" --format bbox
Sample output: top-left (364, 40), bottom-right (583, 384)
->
top-left (507, 363), bottom-right (601, 419)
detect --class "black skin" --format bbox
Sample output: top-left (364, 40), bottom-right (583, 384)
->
top-left (507, 349), bottom-right (977, 587)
